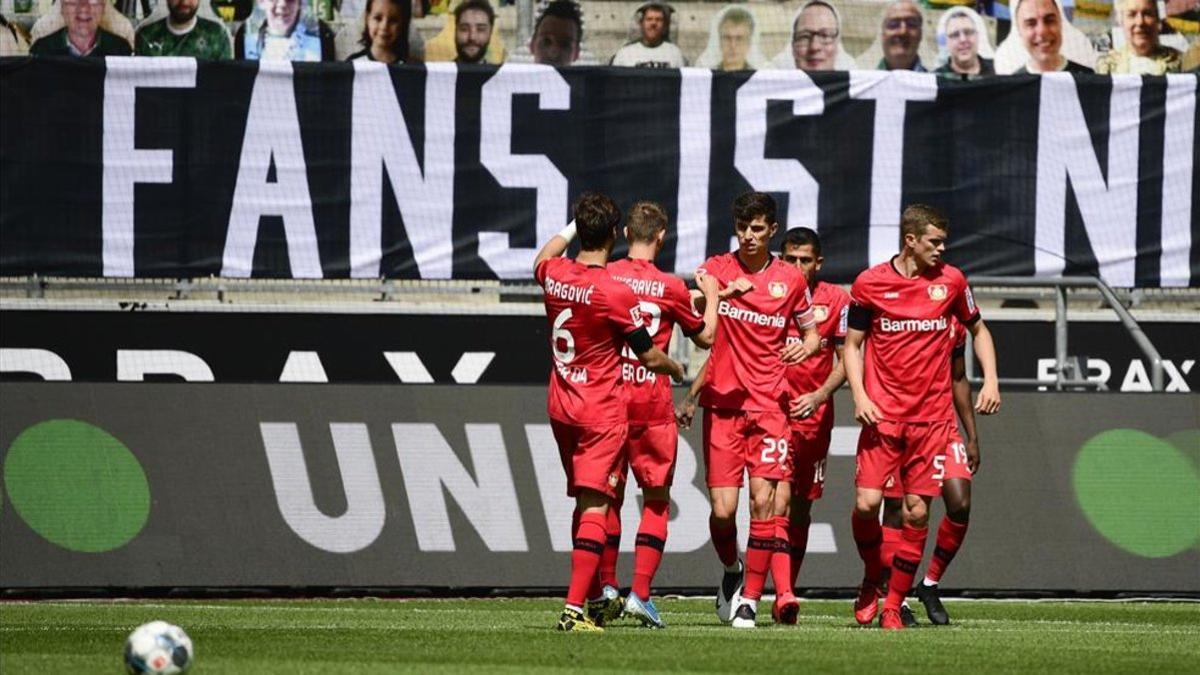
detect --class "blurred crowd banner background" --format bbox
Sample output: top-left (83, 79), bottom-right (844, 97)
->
top-left (1, 58), bottom-right (1197, 287)
top-left (1, 384), bottom-right (1197, 592)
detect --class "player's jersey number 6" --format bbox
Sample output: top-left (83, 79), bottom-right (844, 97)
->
top-left (552, 309), bottom-right (575, 363)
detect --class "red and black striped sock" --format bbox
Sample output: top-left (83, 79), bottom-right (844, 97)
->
top-left (598, 506), bottom-right (622, 589)
top-left (851, 511), bottom-right (883, 584)
top-left (742, 519), bottom-right (776, 601)
top-left (925, 516), bottom-right (968, 584)
top-left (567, 511), bottom-right (608, 608)
top-left (631, 499), bottom-right (669, 598)
top-left (884, 525), bottom-right (928, 612)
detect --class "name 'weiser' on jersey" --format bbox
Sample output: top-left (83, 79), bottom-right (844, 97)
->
top-left (699, 253), bottom-right (815, 411)
top-left (536, 257), bottom-right (646, 426)
top-left (851, 260), bottom-right (979, 422)
top-left (608, 258), bottom-right (706, 424)
top-left (786, 281), bottom-right (850, 431)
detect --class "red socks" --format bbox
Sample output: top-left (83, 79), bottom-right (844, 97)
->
top-left (709, 515), bottom-right (739, 568)
top-left (742, 519), bottom-right (775, 601)
top-left (788, 515), bottom-right (810, 587)
top-left (880, 524), bottom-right (902, 586)
top-left (851, 512), bottom-right (883, 584)
top-left (568, 511), bottom-right (607, 607)
top-left (599, 506), bottom-right (622, 589)
top-left (925, 516), bottom-right (969, 584)
top-left (771, 515), bottom-right (795, 597)
top-left (884, 525), bottom-right (928, 611)
top-left (631, 500), bottom-right (669, 598)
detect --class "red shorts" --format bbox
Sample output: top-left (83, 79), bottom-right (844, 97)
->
top-left (618, 421), bottom-right (678, 489)
top-left (790, 424), bottom-right (832, 501)
top-left (703, 407), bottom-right (792, 488)
top-left (856, 419), bottom-right (956, 498)
top-left (882, 431), bottom-right (972, 499)
top-left (550, 419), bottom-right (627, 498)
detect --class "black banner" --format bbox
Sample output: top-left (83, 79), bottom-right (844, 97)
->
top-left (1, 59), bottom-right (1197, 287)
top-left (1, 308), bottom-right (1196, 392)
top-left (1, 384), bottom-right (1197, 592)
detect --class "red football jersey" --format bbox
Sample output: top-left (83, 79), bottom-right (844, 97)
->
top-left (536, 257), bottom-right (646, 426)
top-left (785, 280), bottom-right (850, 431)
top-left (697, 253), bottom-right (815, 412)
top-left (850, 259), bottom-right (979, 422)
top-left (608, 258), bottom-right (706, 424)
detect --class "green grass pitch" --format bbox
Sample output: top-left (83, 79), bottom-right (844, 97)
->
top-left (2, 598), bottom-right (1198, 673)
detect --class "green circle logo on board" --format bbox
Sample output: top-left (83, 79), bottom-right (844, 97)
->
top-left (3, 420), bottom-right (150, 552)
top-left (1072, 429), bottom-right (1200, 558)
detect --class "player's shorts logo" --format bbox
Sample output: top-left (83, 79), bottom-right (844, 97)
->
top-left (884, 475), bottom-right (895, 489)
top-left (769, 281), bottom-right (787, 298)
top-left (813, 305), bottom-right (829, 323)
top-left (928, 284), bottom-right (948, 301)
top-left (608, 473), bottom-right (620, 488)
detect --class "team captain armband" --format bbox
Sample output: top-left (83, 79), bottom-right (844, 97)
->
top-left (847, 304), bottom-right (872, 331)
top-left (625, 326), bottom-right (654, 354)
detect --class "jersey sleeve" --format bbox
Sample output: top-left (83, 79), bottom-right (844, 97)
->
top-left (605, 279), bottom-right (647, 337)
top-left (833, 291), bottom-right (850, 343)
top-left (669, 277), bottom-right (706, 337)
top-left (952, 271), bottom-right (981, 325)
top-left (848, 274), bottom-right (874, 331)
top-left (695, 255), bottom-right (728, 284)
top-left (534, 256), bottom-right (553, 285)
top-left (791, 278), bottom-right (816, 330)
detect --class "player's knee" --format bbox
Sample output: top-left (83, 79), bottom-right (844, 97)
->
top-left (749, 492), bottom-right (774, 519)
top-left (946, 498), bottom-right (971, 524)
top-left (710, 502), bottom-right (737, 523)
top-left (853, 495), bottom-right (880, 519)
top-left (903, 501), bottom-right (929, 528)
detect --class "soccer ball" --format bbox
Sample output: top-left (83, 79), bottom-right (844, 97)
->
top-left (124, 621), bottom-right (194, 674)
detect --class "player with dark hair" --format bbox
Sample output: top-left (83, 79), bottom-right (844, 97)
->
top-left (844, 203), bottom-right (999, 630)
top-left (531, 0), bottom-right (582, 66)
top-left (778, 227), bottom-right (850, 597)
top-left (534, 192), bottom-right (685, 632)
top-left (879, 317), bottom-right (978, 626)
top-left (680, 192), bottom-right (821, 629)
top-left (588, 201), bottom-right (720, 629)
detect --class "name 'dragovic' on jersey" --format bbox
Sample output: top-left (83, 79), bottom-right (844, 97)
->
top-left (698, 253), bottom-right (815, 411)
top-left (609, 257), bottom-right (706, 424)
top-left (851, 259), bottom-right (979, 422)
top-left (786, 280), bottom-right (850, 431)
top-left (536, 257), bottom-right (646, 426)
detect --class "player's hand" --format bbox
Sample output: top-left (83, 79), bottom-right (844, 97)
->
top-left (975, 381), bottom-right (1001, 415)
top-left (696, 273), bottom-right (720, 296)
top-left (790, 391), bottom-right (825, 420)
top-left (669, 360), bottom-right (686, 384)
top-left (717, 277), bottom-right (754, 299)
top-left (675, 395), bottom-right (697, 429)
top-left (780, 340), bottom-right (813, 365)
top-left (854, 395), bottom-right (881, 426)
top-left (966, 438), bottom-right (981, 474)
